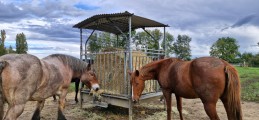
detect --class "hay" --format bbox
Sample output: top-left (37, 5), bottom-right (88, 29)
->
top-left (92, 48), bottom-right (158, 96)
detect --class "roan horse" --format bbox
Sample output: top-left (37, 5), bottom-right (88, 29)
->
top-left (0, 53), bottom-right (100, 120)
top-left (129, 57), bottom-right (242, 120)
top-left (52, 78), bottom-right (80, 103)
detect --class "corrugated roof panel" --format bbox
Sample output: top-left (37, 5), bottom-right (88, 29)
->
top-left (73, 11), bottom-right (168, 34)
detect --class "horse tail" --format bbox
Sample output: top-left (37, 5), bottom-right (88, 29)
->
top-left (225, 65), bottom-right (242, 120)
top-left (0, 61), bottom-right (7, 119)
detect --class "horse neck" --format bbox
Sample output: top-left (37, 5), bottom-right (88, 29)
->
top-left (140, 58), bottom-right (180, 81)
top-left (72, 71), bottom-right (82, 78)
top-left (139, 59), bottom-right (165, 81)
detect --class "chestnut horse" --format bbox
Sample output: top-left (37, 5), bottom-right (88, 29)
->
top-left (0, 54), bottom-right (100, 120)
top-left (129, 57), bottom-right (242, 120)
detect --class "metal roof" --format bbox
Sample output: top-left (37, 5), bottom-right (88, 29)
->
top-left (73, 11), bottom-right (169, 35)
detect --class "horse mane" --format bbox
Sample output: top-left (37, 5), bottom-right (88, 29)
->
top-left (140, 58), bottom-right (181, 75)
top-left (44, 54), bottom-right (88, 73)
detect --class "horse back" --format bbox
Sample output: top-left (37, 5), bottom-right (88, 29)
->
top-left (0, 54), bottom-right (43, 82)
top-left (190, 57), bottom-right (226, 99)
top-left (167, 60), bottom-right (199, 98)
top-left (0, 54), bottom-right (43, 101)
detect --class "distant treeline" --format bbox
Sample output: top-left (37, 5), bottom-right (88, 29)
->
top-left (88, 29), bottom-right (259, 66)
top-left (0, 30), bottom-right (28, 56)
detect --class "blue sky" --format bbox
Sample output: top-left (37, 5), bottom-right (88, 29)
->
top-left (1, 0), bottom-right (259, 58)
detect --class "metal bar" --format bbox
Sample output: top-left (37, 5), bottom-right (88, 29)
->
top-left (107, 18), bottom-right (128, 39)
top-left (117, 35), bottom-right (119, 47)
top-left (142, 28), bottom-right (156, 43)
top-left (80, 28), bottom-right (83, 108)
top-left (164, 27), bottom-right (166, 57)
top-left (139, 48), bottom-right (165, 52)
top-left (119, 52), bottom-right (123, 95)
top-left (99, 54), bottom-right (101, 88)
top-left (84, 30), bottom-right (96, 62)
top-left (100, 54), bottom-right (103, 89)
top-left (128, 16), bottom-right (133, 120)
top-left (96, 53), bottom-right (99, 86)
top-left (109, 53), bottom-right (112, 94)
top-left (80, 29), bottom-right (83, 60)
top-left (82, 51), bottom-right (164, 57)
top-left (104, 54), bottom-right (106, 93)
top-left (113, 53), bottom-right (117, 94)
top-left (124, 52), bottom-right (127, 95)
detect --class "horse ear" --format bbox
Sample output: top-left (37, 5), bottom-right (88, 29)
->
top-left (86, 63), bottom-right (91, 71)
top-left (135, 70), bottom-right (139, 76)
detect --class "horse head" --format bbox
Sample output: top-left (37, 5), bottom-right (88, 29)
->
top-left (80, 64), bottom-right (100, 92)
top-left (128, 70), bottom-right (145, 103)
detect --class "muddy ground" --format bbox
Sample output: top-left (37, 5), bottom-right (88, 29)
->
top-left (4, 92), bottom-right (259, 120)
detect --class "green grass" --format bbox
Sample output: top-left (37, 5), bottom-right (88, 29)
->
top-left (68, 83), bottom-right (76, 93)
top-left (236, 66), bottom-right (259, 101)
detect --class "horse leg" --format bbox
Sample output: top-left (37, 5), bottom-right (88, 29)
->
top-left (0, 93), bottom-right (4, 120)
top-left (175, 95), bottom-right (183, 120)
top-left (4, 104), bottom-right (26, 120)
top-left (57, 88), bottom-right (68, 120)
top-left (162, 90), bottom-right (172, 120)
top-left (75, 80), bottom-right (80, 103)
top-left (202, 102), bottom-right (220, 120)
top-left (4, 86), bottom-right (32, 119)
top-left (31, 100), bottom-right (45, 120)
top-left (221, 97), bottom-right (234, 120)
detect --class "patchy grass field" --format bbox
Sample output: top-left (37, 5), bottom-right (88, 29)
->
top-left (9, 66), bottom-right (259, 120)
top-left (15, 92), bottom-right (259, 120)
top-left (236, 66), bottom-right (259, 101)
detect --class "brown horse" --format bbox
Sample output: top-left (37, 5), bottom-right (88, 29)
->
top-left (0, 53), bottom-right (100, 120)
top-left (129, 57), bottom-right (242, 120)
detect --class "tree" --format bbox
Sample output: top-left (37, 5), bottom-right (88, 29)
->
top-left (134, 29), bottom-right (162, 50)
top-left (240, 52), bottom-right (253, 66)
top-left (16, 33), bottom-right (28, 54)
top-left (88, 29), bottom-right (174, 55)
top-left (0, 30), bottom-right (6, 43)
top-left (149, 29), bottom-right (162, 50)
top-left (7, 45), bottom-right (16, 54)
top-left (173, 35), bottom-right (192, 60)
top-left (0, 30), bottom-right (7, 56)
top-left (250, 54), bottom-right (259, 67)
top-left (134, 31), bottom-right (148, 49)
top-left (88, 33), bottom-right (101, 52)
top-left (210, 37), bottom-right (240, 63)
top-left (161, 32), bottom-right (174, 57)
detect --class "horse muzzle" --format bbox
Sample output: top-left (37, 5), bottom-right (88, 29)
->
top-left (133, 99), bottom-right (138, 104)
top-left (132, 97), bottom-right (139, 104)
top-left (92, 84), bottom-right (100, 92)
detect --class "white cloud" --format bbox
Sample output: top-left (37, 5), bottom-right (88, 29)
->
top-left (220, 25), bottom-right (259, 53)
top-left (1, 0), bottom-right (259, 59)
top-left (27, 40), bottom-right (80, 58)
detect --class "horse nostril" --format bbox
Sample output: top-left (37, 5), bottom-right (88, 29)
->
top-left (133, 100), bottom-right (137, 104)
top-left (95, 87), bottom-right (99, 92)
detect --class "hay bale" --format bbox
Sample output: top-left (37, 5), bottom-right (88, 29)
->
top-left (92, 48), bottom-right (158, 96)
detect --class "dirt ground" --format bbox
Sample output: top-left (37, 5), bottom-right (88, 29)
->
top-left (4, 92), bottom-right (259, 120)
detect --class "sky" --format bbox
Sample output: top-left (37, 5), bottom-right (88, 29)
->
top-left (1, 0), bottom-right (259, 58)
